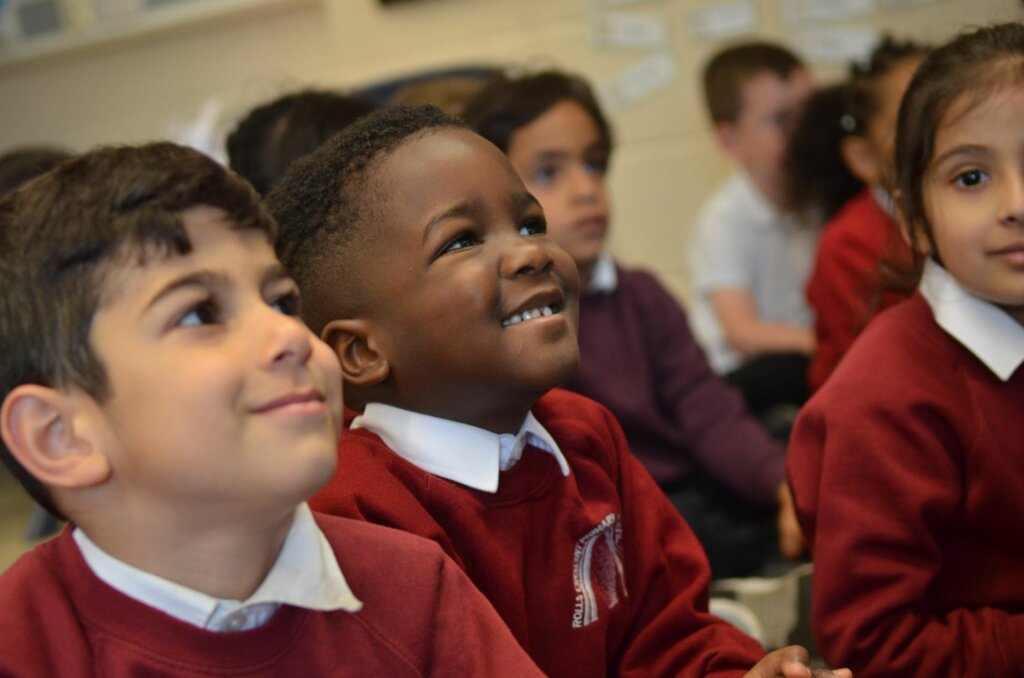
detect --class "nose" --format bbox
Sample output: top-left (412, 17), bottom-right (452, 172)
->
top-left (500, 234), bottom-right (554, 278)
top-left (260, 307), bottom-right (314, 368)
top-left (1001, 173), bottom-right (1024, 225)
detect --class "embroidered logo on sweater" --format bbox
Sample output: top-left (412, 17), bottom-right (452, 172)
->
top-left (572, 512), bottom-right (627, 628)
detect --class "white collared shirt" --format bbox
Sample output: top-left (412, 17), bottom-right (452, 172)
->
top-left (352, 403), bottom-right (571, 493)
top-left (73, 503), bottom-right (362, 632)
top-left (587, 252), bottom-right (618, 294)
top-left (919, 258), bottom-right (1024, 381)
top-left (689, 170), bottom-right (818, 373)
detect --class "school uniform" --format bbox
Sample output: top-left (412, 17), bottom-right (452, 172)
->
top-left (0, 504), bottom-right (541, 677)
top-left (788, 259), bottom-right (1024, 677)
top-left (805, 188), bottom-right (913, 391)
top-left (567, 254), bottom-right (785, 577)
top-left (311, 388), bottom-right (766, 677)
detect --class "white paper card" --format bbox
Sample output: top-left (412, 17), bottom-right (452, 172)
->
top-left (782, 0), bottom-right (873, 25)
top-left (689, 0), bottom-right (757, 40)
top-left (795, 26), bottom-right (880, 63)
top-left (597, 51), bottom-right (679, 113)
top-left (590, 11), bottom-right (668, 49)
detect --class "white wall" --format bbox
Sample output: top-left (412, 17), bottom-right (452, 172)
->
top-left (1, 0), bottom-right (1019, 299)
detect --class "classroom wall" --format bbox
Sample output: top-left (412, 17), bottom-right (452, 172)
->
top-left (1, 0), bottom-right (1019, 300)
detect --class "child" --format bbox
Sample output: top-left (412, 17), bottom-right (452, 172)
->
top-left (0, 142), bottom-right (543, 676)
top-left (227, 89), bottom-right (377, 195)
top-left (690, 41), bottom-right (817, 415)
top-left (788, 22), bottom-right (1024, 676)
top-left (268, 104), bottom-right (850, 678)
top-left (461, 70), bottom-right (802, 579)
top-left (787, 38), bottom-right (927, 391)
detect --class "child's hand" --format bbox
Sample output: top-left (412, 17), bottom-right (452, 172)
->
top-left (777, 482), bottom-right (805, 559)
top-left (744, 646), bottom-right (852, 678)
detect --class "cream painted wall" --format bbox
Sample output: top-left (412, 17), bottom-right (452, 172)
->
top-left (1, 0), bottom-right (1020, 300)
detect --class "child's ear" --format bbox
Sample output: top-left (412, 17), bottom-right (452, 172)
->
top-left (322, 319), bottom-right (391, 387)
top-left (839, 135), bottom-right (880, 186)
top-left (1, 385), bottom-right (111, 490)
top-left (713, 121), bottom-right (739, 157)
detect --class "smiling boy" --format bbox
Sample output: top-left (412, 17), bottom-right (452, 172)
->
top-left (0, 142), bottom-right (543, 676)
top-left (268, 105), bottom-right (849, 678)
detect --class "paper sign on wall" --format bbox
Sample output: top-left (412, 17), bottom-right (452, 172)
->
top-left (597, 51), bottom-right (678, 113)
top-left (794, 26), bottom-right (880, 63)
top-left (590, 11), bottom-right (668, 49)
top-left (782, 0), bottom-right (873, 25)
top-left (689, 0), bottom-right (757, 40)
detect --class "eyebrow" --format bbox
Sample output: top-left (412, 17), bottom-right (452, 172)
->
top-left (420, 191), bottom-right (542, 244)
top-left (931, 144), bottom-right (992, 168)
top-left (143, 262), bottom-right (291, 313)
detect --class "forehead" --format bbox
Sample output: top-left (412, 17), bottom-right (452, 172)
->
top-left (934, 85), bottom-right (1024, 154)
top-left (98, 207), bottom-right (273, 307)
top-left (373, 129), bottom-right (530, 227)
top-left (509, 100), bottom-right (602, 156)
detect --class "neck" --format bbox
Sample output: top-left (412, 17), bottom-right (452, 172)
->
top-left (746, 170), bottom-right (787, 211)
top-left (576, 261), bottom-right (594, 289)
top-left (74, 499), bottom-right (296, 600)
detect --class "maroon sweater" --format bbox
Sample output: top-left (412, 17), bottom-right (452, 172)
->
top-left (567, 265), bottom-right (784, 507)
top-left (805, 189), bottom-right (913, 392)
top-left (788, 293), bottom-right (1024, 677)
top-left (311, 389), bottom-right (765, 678)
top-left (0, 514), bottom-right (542, 677)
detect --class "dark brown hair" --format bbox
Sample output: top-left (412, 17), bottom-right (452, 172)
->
top-left (462, 70), bottom-right (612, 156)
top-left (702, 41), bottom-right (804, 124)
top-left (0, 142), bottom-right (273, 516)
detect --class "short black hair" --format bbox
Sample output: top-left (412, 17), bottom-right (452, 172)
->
top-left (227, 89), bottom-right (378, 195)
top-left (0, 142), bottom-right (273, 516)
top-left (462, 70), bottom-right (612, 155)
top-left (702, 41), bottom-right (805, 123)
top-left (267, 104), bottom-right (468, 335)
top-left (0, 146), bottom-right (74, 197)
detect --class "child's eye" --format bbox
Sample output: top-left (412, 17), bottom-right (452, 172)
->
top-left (439, 232), bottom-right (479, 256)
top-left (269, 291), bottom-right (301, 317)
top-left (584, 153), bottom-right (609, 176)
top-left (533, 165), bottom-right (560, 186)
top-left (177, 299), bottom-right (220, 327)
top-left (954, 169), bottom-right (989, 188)
top-left (519, 217), bottom-right (547, 237)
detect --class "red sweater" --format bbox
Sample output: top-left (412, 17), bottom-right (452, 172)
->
top-left (805, 189), bottom-right (913, 392)
top-left (788, 294), bottom-right (1024, 677)
top-left (312, 389), bottom-right (765, 678)
top-left (0, 514), bottom-right (542, 677)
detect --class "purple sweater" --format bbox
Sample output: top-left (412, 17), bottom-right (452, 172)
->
top-left (566, 264), bottom-right (784, 507)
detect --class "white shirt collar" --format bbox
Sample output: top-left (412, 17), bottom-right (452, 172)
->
top-left (587, 252), bottom-right (618, 294)
top-left (919, 258), bottom-right (1024, 381)
top-left (352, 403), bottom-right (570, 493)
top-left (870, 184), bottom-right (896, 218)
top-left (73, 503), bottom-right (362, 632)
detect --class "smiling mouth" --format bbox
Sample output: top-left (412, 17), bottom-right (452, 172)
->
top-left (254, 390), bottom-right (325, 415)
top-left (502, 301), bottom-right (565, 327)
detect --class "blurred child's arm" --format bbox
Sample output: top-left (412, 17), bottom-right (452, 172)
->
top-left (744, 646), bottom-right (851, 678)
top-left (776, 482), bottom-right (805, 560)
top-left (710, 288), bottom-right (815, 357)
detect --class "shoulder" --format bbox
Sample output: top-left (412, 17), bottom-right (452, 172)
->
top-left (819, 193), bottom-right (894, 254)
top-left (0, 536), bottom-right (77, 667)
top-left (315, 513), bottom-right (446, 572)
top-left (533, 389), bottom-right (627, 468)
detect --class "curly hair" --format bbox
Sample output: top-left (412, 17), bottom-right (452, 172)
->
top-left (266, 104), bottom-right (467, 334)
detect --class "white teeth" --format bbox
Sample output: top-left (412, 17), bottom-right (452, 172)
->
top-left (502, 305), bottom-right (555, 327)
